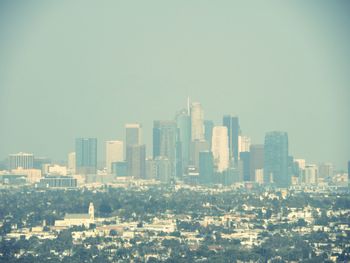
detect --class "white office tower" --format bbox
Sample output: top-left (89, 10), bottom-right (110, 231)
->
top-left (68, 152), bottom-right (76, 174)
top-left (238, 135), bottom-right (251, 154)
top-left (211, 126), bottom-right (229, 172)
top-left (302, 164), bottom-right (318, 185)
top-left (9, 152), bottom-right (34, 170)
top-left (106, 140), bottom-right (124, 173)
top-left (190, 102), bottom-right (204, 141)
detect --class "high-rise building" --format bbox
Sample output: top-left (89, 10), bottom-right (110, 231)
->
top-left (239, 151), bottom-right (250, 181)
top-left (8, 152), bottom-right (34, 170)
top-left (223, 115), bottom-right (240, 162)
top-left (318, 162), bottom-right (333, 179)
top-left (264, 131), bottom-right (289, 187)
top-left (125, 123), bottom-right (142, 147)
top-left (190, 140), bottom-right (210, 169)
top-left (105, 140), bottom-right (123, 173)
top-left (238, 135), bottom-right (251, 154)
top-left (75, 138), bottom-right (97, 175)
top-left (204, 120), bottom-right (214, 148)
top-left (146, 158), bottom-right (157, 180)
top-left (126, 144), bottom-right (146, 179)
top-left (199, 151), bottom-right (214, 184)
top-left (68, 152), bottom-right (76, 174)
top-left (153, 120), bottom-right (177, 177)
top-left (249, 144), bottom-right (264, 181)
top-left (191, 102), bottom-right (204, 141)
top-left (176, 109), bottom-right (191, 172)
top-left (155, 156), bottom-right (172, 183)
top-left (302, 164), bottom-right (318, 185)
top-left (255, 169), bottom-right (264, 184)
top-left (211, 126), bottom-right (229, 173)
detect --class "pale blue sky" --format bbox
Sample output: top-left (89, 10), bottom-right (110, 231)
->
top-left (0, 1), bottom-right (349, 169)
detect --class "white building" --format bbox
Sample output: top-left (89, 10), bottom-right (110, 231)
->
top-left (255, 169), bottom-right (264, 184)
top-left (55, 203), bottom-right (95, 227)
top-left (190, 102), bottom-right (204, 141)
top-left (302, 164), bottom-right (318, 185)
top-left (48, 165), bottom-right (67, 176)
top-left (238, 135), bottom-right (251, 154)
top-left (106, 140), bottom-right (124, 173)
top-left (211, 126), bottom-right (229, 172)
top-left (9, 152), bottom-right (34, 170)
top-left (10, 168), bottom-right (42, 183)
top-left (68, 152), bottom-right (76, 174)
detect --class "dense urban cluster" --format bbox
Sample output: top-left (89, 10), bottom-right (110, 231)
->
top-left (0, 185), bottom-right (349, 262)
top-left (0, 100), bottom-right (349, 262)
top-left (0, 100), bottom-right (349, 189)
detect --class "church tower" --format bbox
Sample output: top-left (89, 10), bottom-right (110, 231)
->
top-left (88, 202), bottom-right (94, 221)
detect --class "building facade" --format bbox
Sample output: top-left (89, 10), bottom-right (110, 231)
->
top-left (264, 131), bottom-right (289, 187)
top-left (106, 140), bottom-right (124, 173)
top-left (223, 115), bottom-right (240, 162)
top-left (191, 102), bottom-right (204, 141)
top-left (8, 152), bottom-right (34, 170)
top-left (75, 138), bottom-right (97, 175)
top-left (211, 126), bottom-right (229, 173)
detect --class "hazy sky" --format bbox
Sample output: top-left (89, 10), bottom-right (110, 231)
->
top-left (0, 1), bottom-right (349, 169)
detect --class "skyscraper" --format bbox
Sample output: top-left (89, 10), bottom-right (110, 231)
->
top-left (211, 126), bottom-right (229, 173)
top-left (125, 123), bottom-right (142, 146)
top-left (239, 151), bottom-right (250, 181)
top-left (190, 140), bottom-right (210, 169)
top-left (264, 131), bottom-right (289, 187)
top-left (223, 115), bottom-right (240, 162)
top-left (318, 162), bottom-right (333, 179)
top-left (75, 138), bottom-right (97, 175)
top-left (176, 109), bottom-right (191, 171)
top-left (126, 144), bottom-right (146, 179)
top-left (105, 140), bottom-right (124, 173)
top-left (302, 164), bottom-right (318, 185)
top-left (238, 135), bottom-right (251, 154)
top-left (191, 102), bottom-right (204, 141)
top-left (249, 144), bottom-right (264, 181)
top-left (204, 120), bottom-right (214, 148)
top-left (8, 152), bottom-right (34, 170)
top-left (153, 120), bottom-right (177, 178)
top-left (199, 151), bottom-right (214, 185)
top-left (155, 156), bottom-right (172, 183)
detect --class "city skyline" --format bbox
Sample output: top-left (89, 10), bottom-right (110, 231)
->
top-left (1, 97), bottom-right (348, 171)
top-left (0, 1), bottom-right (349, 170)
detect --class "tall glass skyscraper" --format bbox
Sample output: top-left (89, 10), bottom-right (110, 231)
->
top-left (75, 138), bottom-right (97, 175)
top-left (126, 144), bottom-right (146, 179)
top-left (204, 120), bottom-right (214, 148)
top-left (223, 115), bottom-right (240, 162)
top-left (264, 131), bottom-right (289, 187)
top-left (153, 120), bottom-right (177, 178)
top-left (199, 151), bottom-right (214, 185)
top-left (125, 123), bottom-right (142, 147)
top-left (176, 109), bottom-right (191, 172)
